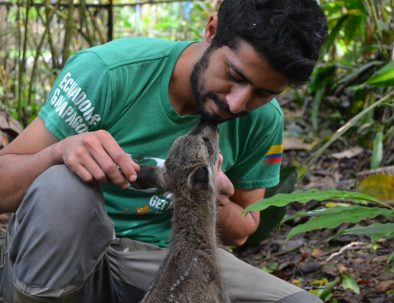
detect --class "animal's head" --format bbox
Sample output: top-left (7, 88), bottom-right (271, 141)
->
top-left (133, 120), bottom-right (219, 196)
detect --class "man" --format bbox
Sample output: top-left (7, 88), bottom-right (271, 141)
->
top-left (0, 0), bottom-right (327, 302)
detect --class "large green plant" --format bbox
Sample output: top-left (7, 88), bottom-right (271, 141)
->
top-left (1, 1), bottom-right (215, 125)
top-left (113, 1), bottom-right (216, 40)
top-left (244, 189), bottom-right (394, 244)
top-left (1, 0), bottom-right (109, 125)
top-left (300, 0), bottom-right (394, 168)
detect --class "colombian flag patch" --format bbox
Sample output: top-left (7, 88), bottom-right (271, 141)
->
top-left (264, 144), bottom-right (283, 164)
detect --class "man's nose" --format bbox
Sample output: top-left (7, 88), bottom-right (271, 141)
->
top-left (226, 86), bottom-right (253, 114)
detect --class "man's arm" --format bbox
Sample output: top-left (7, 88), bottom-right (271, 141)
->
top-left (216, 169), bottom-right (264, 247)
top-left (0, 117), bottom-right (61, 212)
top-left (0, 117), bottom-right (139, 213)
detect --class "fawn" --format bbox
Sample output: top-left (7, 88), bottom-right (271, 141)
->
top-left (134, 120), bottom-right (229, 303)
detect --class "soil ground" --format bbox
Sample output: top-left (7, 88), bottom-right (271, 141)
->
top-left (236, 215), bottom-right (394, 303)
top-left (234, 148), bottom-right (394, 303)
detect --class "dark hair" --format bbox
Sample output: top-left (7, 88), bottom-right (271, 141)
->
top-left (213, 0), bottom-right (328, 85)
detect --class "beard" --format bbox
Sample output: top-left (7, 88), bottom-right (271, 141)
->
top-left (190, 47), bottom-right (247, 124)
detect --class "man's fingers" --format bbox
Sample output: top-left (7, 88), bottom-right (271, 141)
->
top-left (218, 153), bottom-right (223, 170)
top-left (90, 130), bottom-right (139, 185)
top-left (217, 194), bottom-right (232, 207)
top-left (113, 153), bottom-right (140, 183)
top-left (72, 164), bottom-right (96, 184)
top-left (64, 130), bottom-right (139, 189)
top-left (217, 170), bottom-right (234, 197)
top-left (100, 139), bottom-right (140, 183)
top-left (81, 155), bottom-right (110, 183)
top-left (217, 154), bottom-right (234, 196)
top-left (88, 145), bottom-right (131, 188)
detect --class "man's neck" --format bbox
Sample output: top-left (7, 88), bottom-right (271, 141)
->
top-left (168, 42), bottom-right (205, 116)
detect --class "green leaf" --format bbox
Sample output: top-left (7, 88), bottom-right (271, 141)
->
top-left (337, 61), bottom-right (382, 85)
top-left (388, 252), bottom-right (394, 265)
top-left (284, 204), bottom-right (352, 223)
top-left (261, 262), bottom-right (279, 273)
top-left (311, 84), bottom-right (326, 135)
top-left (265, 167), bottom-right (298, 198)
top-left (309, 65), bottom-right (336, 93)
top-left (371, 127), bottom-right (383, 169)
top-left (287, 206), bottom-right (394, 239)
top-left (367, 61), bottom-right (394, 86)
top-left (242, 167), bottom-right (297, 247)
top-left (342, 272), bottom-right (360, 295)
top-left (338, 223), bottom-right (394, 243)
top-left (319, 277), bottom-right (340, 301)
top-left (243, 189), bottom-right (385, 213)
top-left (323, 14), bottom-right (349, 55)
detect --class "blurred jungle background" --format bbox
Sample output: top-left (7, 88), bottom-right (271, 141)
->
top-left (0, 1), bottom-right (393, 302)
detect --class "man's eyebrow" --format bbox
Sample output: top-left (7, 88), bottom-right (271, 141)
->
top-left (229, 64), bottom-right (283, 95)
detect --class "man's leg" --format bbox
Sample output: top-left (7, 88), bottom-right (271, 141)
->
top-left (218, 249), bottom-right (323, 303)
top-left (106, 239), bottom-right (323, 303)
top-left (0, 165), bottom-right (115, 302)
top-left (106, 238), bottom-right (168, 303)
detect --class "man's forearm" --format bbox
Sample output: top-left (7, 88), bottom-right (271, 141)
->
top-left (217, 200), bottom-right (260, 247)
top-left (0, 144), bottom-right (62, 213)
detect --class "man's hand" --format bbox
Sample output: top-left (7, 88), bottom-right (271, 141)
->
top-left (216, 154), bottom-right (264, 247)
top-left (216, 154), bottom-right (235, 207)
top-left (0, 117), bottom-right (140, 212)
top-left (60, 130), bottom-right (140, 189)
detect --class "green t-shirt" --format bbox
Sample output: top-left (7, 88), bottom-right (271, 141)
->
top-left (39, 37), bottom-right (284, 248)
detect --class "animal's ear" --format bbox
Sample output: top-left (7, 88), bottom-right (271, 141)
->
top-left (187, 165), bottom-right (213, 192)
top-left (132, 166), bottom-right (165, 191)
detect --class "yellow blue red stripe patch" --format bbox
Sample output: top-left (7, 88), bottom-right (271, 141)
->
top-left (264, 144), bottom-right (283, 164)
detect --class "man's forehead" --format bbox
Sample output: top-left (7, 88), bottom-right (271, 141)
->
top-left (224, 41), bottom-right (289, 93)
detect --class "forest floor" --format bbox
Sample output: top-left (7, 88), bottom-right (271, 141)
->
top-left (1, 149), bottom-right (391, 303)
top-left (235, 147), bottom-right (394, 303)
top-left (236, 219), bottom-right (393, 303)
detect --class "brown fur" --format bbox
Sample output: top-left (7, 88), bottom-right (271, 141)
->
top-left (135, 120), bottom-right (229, 303)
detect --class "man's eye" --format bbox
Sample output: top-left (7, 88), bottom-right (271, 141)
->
top-left (227, 69), bottom-right (244, 83)
top-left (254, 87), bottom-right (276, 98)
top-left (257, 91), bottom-right (272, 98)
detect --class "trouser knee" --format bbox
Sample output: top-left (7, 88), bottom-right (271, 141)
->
top-left (8, 165), bottom-right (114, 294)
top-left (16, 164), bottom-right (105, 223)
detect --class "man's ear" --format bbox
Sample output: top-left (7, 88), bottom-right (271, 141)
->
top-left (132, 166), bottom-right (165, 191)
top-left (204, 14), bottom-right (218, 46)
top-left (187, 165), bottom-right (213, 192)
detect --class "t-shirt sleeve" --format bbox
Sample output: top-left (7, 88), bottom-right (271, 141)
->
top-left (38, 50), bottom-right (110, 140)
top-left (223, 101), bottom-right (284, 189)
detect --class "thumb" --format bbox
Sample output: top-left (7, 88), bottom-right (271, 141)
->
top-left (218, 153), bottom-right (223, 172)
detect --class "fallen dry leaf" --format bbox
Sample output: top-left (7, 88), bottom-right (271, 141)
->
top-left (284, 137), bottom-right (315, 151)
top-left (331, 147), bottom-right (364, 159)
top-left (376, 280), bottom-right (394, 292)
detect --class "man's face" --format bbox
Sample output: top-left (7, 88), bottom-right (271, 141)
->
top-left (190, 39), bottom-right (289, 123)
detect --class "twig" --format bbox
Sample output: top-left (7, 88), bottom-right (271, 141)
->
top-left (357, 166), bottom-right (394, 178)
top-left (307, 91), bottom-right (394, 166)
top-left (326, 241), bottom-right (367, 262)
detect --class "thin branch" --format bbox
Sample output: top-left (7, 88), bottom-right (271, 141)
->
top-left (326, 241), bottom-right (367, 262)
top-left (307, 91), bottom-right (394, 166)
top-left (63, 0), bottom-right (75, 64)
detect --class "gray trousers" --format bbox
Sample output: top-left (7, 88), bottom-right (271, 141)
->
top-left (0, 165), bottom-right (322, 303)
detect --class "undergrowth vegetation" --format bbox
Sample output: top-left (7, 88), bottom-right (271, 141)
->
top-left (0, 1), bottom-right (393, 301)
